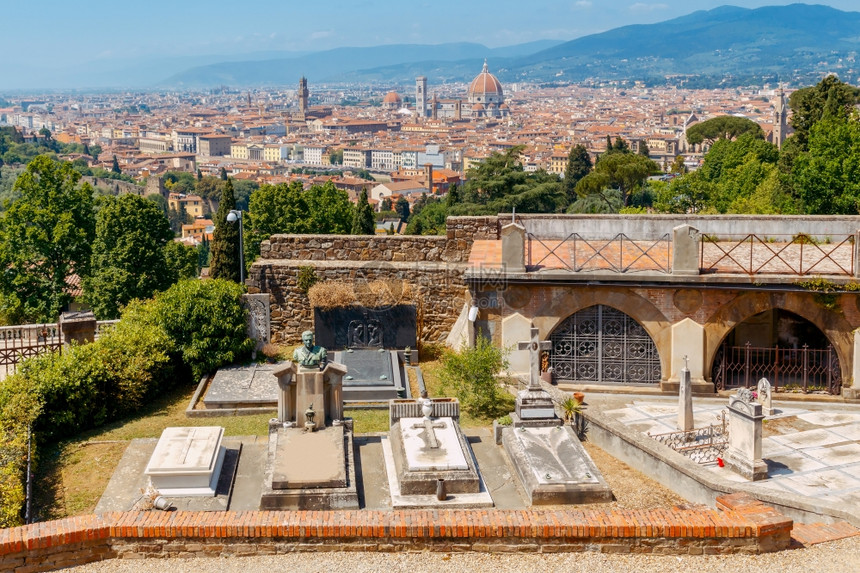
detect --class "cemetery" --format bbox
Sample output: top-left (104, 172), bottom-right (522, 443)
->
top-left (2, 214), bottom-right (860, 571)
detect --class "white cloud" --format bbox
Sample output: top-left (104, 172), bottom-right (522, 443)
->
top-left (310, 30), bottom-right (334, 40)
top-left (629, 3), bottom-right (669, 12)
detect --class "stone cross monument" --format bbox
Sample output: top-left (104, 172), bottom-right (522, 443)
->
top-left (514, 327), bottom-right (558, 424)
top-left (518, 327), bottom-right (552, 391)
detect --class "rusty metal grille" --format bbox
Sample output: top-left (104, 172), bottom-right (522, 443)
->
top-left (527, 233), bottom-right (671, 273)
top-left (550, 305), bottom-right (661, 385)
top-left (711, 342), bottom-right (841, 395)
top-left (699, 234), bottom-right (855, 276)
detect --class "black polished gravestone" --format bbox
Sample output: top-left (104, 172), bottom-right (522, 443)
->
top-left (314, 305), bottom-right (416, 350)
top-left (334, 349), bottom-right (404, 401)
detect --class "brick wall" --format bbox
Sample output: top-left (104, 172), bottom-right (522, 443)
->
top-left (0, 494), bottom-right (792, 571)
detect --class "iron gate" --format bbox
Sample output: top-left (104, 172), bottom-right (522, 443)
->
top-left (550, 305), bottom-right (661, 384)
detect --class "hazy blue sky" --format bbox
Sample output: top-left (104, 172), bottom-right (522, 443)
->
top-left (1, 1), bottom-right (857, 89)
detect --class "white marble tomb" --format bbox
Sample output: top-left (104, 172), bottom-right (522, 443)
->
top-left (144, 426), bottom-right (226, 496)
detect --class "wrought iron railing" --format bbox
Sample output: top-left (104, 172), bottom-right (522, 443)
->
top-left (699, 234), bottom-right (855, 276)
top-left (0, 323), bottom-right (62, 377)
top-left (0, 319), bottom-right (120, 377)
top-left (527, 232), bottom-right (671, 273)
top-left (712, 342), bottom-right (841, 395)
top-left (649, 412), bottom-right (729, 464)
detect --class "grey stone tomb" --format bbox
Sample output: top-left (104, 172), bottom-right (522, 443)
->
top-left (723, 388), bottom-right (768, 481)
top-left (382, 397), bottom-right (493, 508)
top-left (502, 327), bottom-right (612, 505)
top-left (677, 355), bottom-right (694, 431)
top-left (260, 359), bottom-right (359, 509)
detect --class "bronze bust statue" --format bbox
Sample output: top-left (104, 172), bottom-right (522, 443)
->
top-left (292, 330), bottom-right (327, 370)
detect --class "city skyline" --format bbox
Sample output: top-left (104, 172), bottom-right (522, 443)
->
top-left (1, 1), bottom-right (858, 90)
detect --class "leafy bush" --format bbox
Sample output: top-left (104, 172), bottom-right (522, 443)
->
top-left (152, 279), bottom-right (253, 381)
top-left (439, 335), bottom-right (510, 418)
top-left (0, 375), bottom-right (40, 527)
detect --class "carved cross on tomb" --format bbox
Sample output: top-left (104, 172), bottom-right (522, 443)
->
top-left (518, 327), bottom-right (552, 390)
top-left (411, 418), bottom-right (447, 449)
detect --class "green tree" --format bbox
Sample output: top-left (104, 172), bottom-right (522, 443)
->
top-left (380, 196), bottom-right (392, 211)
top-left (220, 167), bottom-right (228, 181)
top-left (146, 192), bottom-right (169, 217)
top-left (638, 140), bottom-right (650, 157)
top-left (445, 183), bottom-right (460, 208)
top-left (0, 157), bottom-right (95, 322)
top-left (670, 155), bottom-right (687, 174)
top-left (685, 116), bottom-right (764, 146)
top-left (164, 240), bottom-right (199, 281)
top-left (209, 178), bottom-right (241, 283)
top-left (84, 194), bottom-right (174, 319)
top-left (792, 113), bottom-right (860, 214)
top-left (576, 152), bottom-right (658, 207)
top-left (562, 144), bottom-right (592, 202)
top-left (89, 144), bottom-right (101, 162)
top-left (395, 196), bottom-right (410, 221)
top-left (789, 75), bottom-right (860, 150)
top-left (351, 189), bottom-right (375, 235)
top-left (197, 236), bottom-right (210, 271)
top-left (111, 155), bottom-right (121, 174)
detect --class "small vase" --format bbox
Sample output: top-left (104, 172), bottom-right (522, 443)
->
top-left (436, 479), bottom-right (446, 501)
top-left (573, 392), bottom-right (585, 405)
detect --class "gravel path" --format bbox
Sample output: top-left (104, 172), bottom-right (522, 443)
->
top-left (64, 536), bottom-right (860, 573)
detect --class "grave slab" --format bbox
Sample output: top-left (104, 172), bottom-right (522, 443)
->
top-left (829, 423), bottom-right (860, 441)
top-left (802, 443), bottom-right (860, 467)
top-left (503, 425), bottom-right (612, 505)
top-left (775, 428), bottom-right (850, 450)
top-left (782, 468), bottom-right (860, 498)
top-left (798, 412), bottom-right (860, 427)
top-left (202, 363), bottom-right (278, 408)
top-left (271, 426), bottom-right (347, 489)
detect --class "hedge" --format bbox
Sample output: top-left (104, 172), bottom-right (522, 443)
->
top-left (0, 278), bottom-right (252, 526)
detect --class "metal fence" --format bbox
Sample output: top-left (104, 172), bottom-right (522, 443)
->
top-left (0, 320), bottom-right (120, 378)
top-left (711, 342), bottom-right (841, 395)
top-left (700, 234), bottom-right (855, 276)
top-left (649, 412), bottom-right (729, 464)
top-left (527, 232), bottom-right (671, 273)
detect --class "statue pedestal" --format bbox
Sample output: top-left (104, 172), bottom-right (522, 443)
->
top-left (272, 362), bottom-right (347, 427)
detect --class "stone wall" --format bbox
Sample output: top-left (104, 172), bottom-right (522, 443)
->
top-left (0, 495), bottom-right (792, 571)
top-left (247, 260), bottom-right (466, 344)
top-left (248, 217), bottom-right (500, 344)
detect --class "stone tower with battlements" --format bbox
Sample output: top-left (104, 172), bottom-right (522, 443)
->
top-left (298, 77), bottom-right (309, 117)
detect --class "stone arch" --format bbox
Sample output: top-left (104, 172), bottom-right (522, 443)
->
top-left (704, 291), bottom-right (853, 385)
top-left (532, 287), bottom-right (672, 381)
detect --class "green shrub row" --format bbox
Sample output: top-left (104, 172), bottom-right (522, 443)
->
top-left (0, 278), bottom-right (253, 526)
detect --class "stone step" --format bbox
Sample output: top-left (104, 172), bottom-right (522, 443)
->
top-left (791, 521), bottom-right (860, 546)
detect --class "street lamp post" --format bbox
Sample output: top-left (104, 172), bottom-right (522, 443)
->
top-left (226, 209), bottom-right (244, 284)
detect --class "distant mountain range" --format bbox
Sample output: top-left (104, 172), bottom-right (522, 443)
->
top-left (162, 4), bottom-right (860, 89)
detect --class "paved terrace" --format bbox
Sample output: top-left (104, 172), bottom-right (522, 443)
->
top-left (591, 393), bottom-right (860, 518)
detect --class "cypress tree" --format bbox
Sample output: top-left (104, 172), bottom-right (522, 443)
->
top-left (563, 144), bottom-right (592, 203)
top-left (220, 167), bottom-right (228, 181)
top-left (351, 189), bottom-right (375, 235)
top-left (209, 178), bottom-right (241, 282)
top-left (111, 155), bottom-right (122, 174)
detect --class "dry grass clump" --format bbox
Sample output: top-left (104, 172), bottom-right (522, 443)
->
top-left (307, 280), bottom-right (412, 309)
